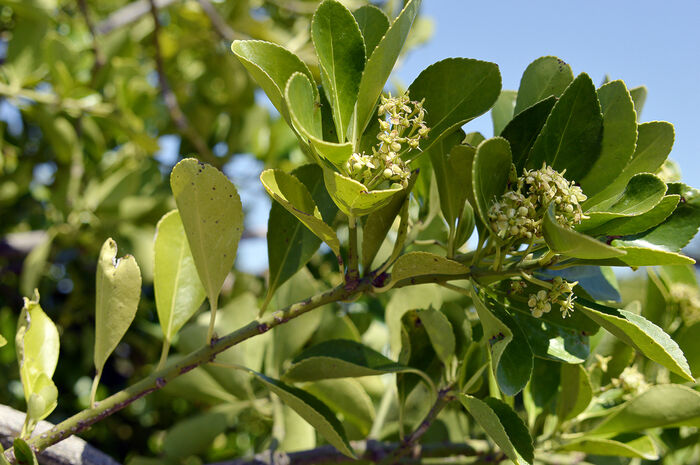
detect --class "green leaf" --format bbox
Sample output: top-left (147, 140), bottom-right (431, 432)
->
top-left (589, 385), bottom-right (700, 435)
top-left (491, 90), bottom-right (517, 136)
top-left (231, 40), bottom-right (316, 124)
top-left (285, 72), bottom-right (322, 140)
top-left (408, 58), bottom-right (502, 154)
top-left (543, 203), bottom-right (626, 259)
top-left (510, 312), bottom-right (590, 364)
top-left (94, 238), bottom-right (141, 375)
top-left (26, 373), bottom-right (58, 424)
top-left (397, 310), bottom-right (442, 401)
top-left (252, 372), bottom-right (355, 457)
top-left (312, 0), bottom-right (365, 142)
top-left (354, 0), bottom-right (420, 139)
top-left (676, 322), bottom-right (700, 379)
top-left (589, 195), bottom-right (679, 237)
top-left (561, 436), bottom-right (658, 460)
top-left (278, 403), bottom-right (316, 452)
top-left (417, 308), bottom-right (455, 365)
top-left (20, 231), bottom-right (53, 297)
top-left (162, 365), bottom-right (238, 405)
top-left (514, 56), bottom-right (573, 115)
top-left (588, 247), bottom-right (695, 267)
top-left (460, 395), bottom-right (534, 464)
top-left (265, 164), bottom-right (338, 306)
top-left (386, 285), bottom-right (444, 354)
top-left (304, 379), bottom-right (375, 435)
top-left (162, 411), bottom-right (230, 458)
top-left (12, 438), bottom-right (37, 465)
top-left (0, 334), bottom-right (6, 348)
top-left (471, 287), bottom-right (513, 382)
top-left (388, 252), bottom-right (470, 287)
top-left (490, 304), bottom-right (533, 396)
top-left (261, 168), bottom-right (340, 256)
top-left (352, 5), bottom-right (389, 59)
top-left (154, 210), bottom-right (206, 345)
top-left (16, 293), bottom-right (59, 402)
top-left (170, 159), bottom-right (243, 305)
top-left (283, 339), bottom-right (409, 381)
top-left (472, 137), bottom-right (512, 233)
top-left (579, 173), bottom-right (667, 230)
top-left (577, 299), bottom-right (694, 381)
top-left (431, 134), bottom-right (474, 227)
top-left (527, 73), bottom-right (603, 181)
top-left (322, 168), bottom-right (403, 217)
top-left (579, 80), bottom-right (638, 196)
top-left (501, 96), bottom-right (555, 172)
top-left (585, 121), bottom-right (674, 207)
top-left (556, 363), bottom-right (592, 421)
top-left (629, 85), bottom-right (647, 118)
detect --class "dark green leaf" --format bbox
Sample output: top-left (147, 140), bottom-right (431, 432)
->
top-left (472, 137), bottom-right (512, 233)
top-left (514, 56), bottom-right (573, 115)
top-left (312, 0), bottom-right (365, 142)
top-left (430, 131), bottom-right (471, 227)
top-left (417, 308), bottom-right (456, 365)
top-left (471, 288), bottom-right (513, 381)
top-left (352, 5), bottom-right (389, 59)
top-left (491, 304), bottom-right (533, 396)
top-left (557, 363), bottom-right (592, 421)
top-left (527, 73), bottom-right (603, 181)
top-left (501, 96), bottom-right (556, 172)
top-left (13, 438), bottom-right (37, 465)
top-left (511, 311), bottom-right (590, 364)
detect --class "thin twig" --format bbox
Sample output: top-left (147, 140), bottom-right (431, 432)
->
top-left (77, 0), bottom-right (105, 86)
top-left (148, 0), bottom-right (217, 164)
top-left (197, 0), bottom-right (248, 42)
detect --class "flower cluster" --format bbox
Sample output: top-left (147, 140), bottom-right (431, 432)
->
top-left (613, 366), bottom-right (650, 397)
top-left (669, 283), bottom-right (700, 325)
top-left (527, 276), bottom-right (577, 318)
top-left (344, 92), bottom-right (429, 188)
top-left (488, 164), bottom-right (587, 241)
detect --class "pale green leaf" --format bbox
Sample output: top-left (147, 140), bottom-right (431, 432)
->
top-left (492, 90), bottom-right (517, 136)
top-left (578, 299), bottom-right (694, 381)
top-left (170, 159), bottom-right (243, 305)
top-left (94, 238), bottom-right (142, 373)
top-left (417, 308), bottom-right (455, 366)
top-left (304, 379), bottom-right (375, 436)
top-left (26, 373), bottom-right (58, 424)
top-left (389, 252), bottom-right (470, 287)
top-left (252, 372), bottom-right (355, 458)
top-left (514, 56), bottom-right (573, 115)
top-left (322, 168), bottom-right (402, 217)
top-left (261, 168), bottom-right (340, 256)
top-left (154, 210), bottom-right (206, 343)
top-left (588, 195), bottom-right (679, 237)
top-left (629, 85), bottom-right (647, 118)
top-left (162, 411), bottom-right (230, 458)
top-left (556, 364), bottom-right (592, 422)
top-left (561, 436), bottom-right (658, 460)
top-left (20, 231), bottom-right (53, 297)
top-left (312, 0), bottom-right (365, 142)
top-left (471, 287), bottom-right (513, 381)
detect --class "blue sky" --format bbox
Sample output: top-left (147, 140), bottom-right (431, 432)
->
top-left (396, 0), bottom-right (700, 186)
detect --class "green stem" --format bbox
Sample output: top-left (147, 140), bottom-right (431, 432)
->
top-left (206, 295), bottom-right (218, 345)
top-left (375, 200), bottom-right (410, 277)
top-left (89, 370), bottom-right (102, 409)
top-left (157, 338), bottom-right (171, 371)
top-left (347, 215), bottom-right (360, 283)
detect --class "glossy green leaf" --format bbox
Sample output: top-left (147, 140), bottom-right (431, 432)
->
top-left (460, 394), bottom-right (534, 464)
top-left (543, 203), bottom-right (626, 259)
top-left (261, 169), bottom-right (340, 256)
top-left (561, 436), bottom-right (658, 460)
top-left (514, 56), bottom-right (573, 115)
top-left (417, 308), bottom-right (455, 365)
top-left (94, 238), bottom-right (141, 375)
top-left (408, 58), bottom-right (501, 154)
top-left (431, 134), bottom-right (474, 227)
top-left (472, 137), bottom-right (512, 233)
top-left (354, 0), bottom-right (420, 138)
top-left (527, 73), bottom-right (603, 181)
top-left (585, 121), bottom-right (674, 207)
top-left (492, 90), bottom-right (517, 136)
top-left (283, 339), bottom-right (409, 381)
top-left (154, 210), bottom-right (206, 345)
top-left (556, 363), bottom-right (592, 421)
top-left (588, 247), bottom-right (695, 267)
top-left (12, 438), bottom-right (37, 465)
top-left (170, 159), bottom-right (243, 305)
top-left (322, 168), bottom-right (402, 217)
top-left (580, 81), bottom-right (638, 195)
top-left (285, 72), bottom-right (322, 140)
top-left (577, 299), bottom-right (693, 381)
top-left (304, 379), bottom-right (375, 435)
top-left (629, 85), bottom-right (647, 118)
top-left (231, 40), bottom-right (316, 123)
top-left (511, 312), bottom-right (589, 364)
top-left (580, 173), bottom-right (666, 230)
top-left (312, 0), bottom-right (365, 142)
top-left (589, 385), bottom-right (700, 435)
top-left (252, 372), bottom-right (355, 457)
top-left (266, 164), bottom-right (338, 307)
top-left (471, 287), bottom-right (513, 381)
top-left (352, 5), bottom-right (389, 58)
top-left (388, 252), bottom-right (469, 287)
top-left (490, 304), bottom-right (533, 395)
top-left (588, 195), bottom-right (679, 237)
top-left (501, 96), bottom-right (556, 172)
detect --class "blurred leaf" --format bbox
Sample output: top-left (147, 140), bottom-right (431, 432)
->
top-left (492, 90), bottom-right (517, 136)
top-left (629, 85), bottom-right (648, 118)
top-left (460, 395), bottom-right (534, 464)
top-left (279, 403), bottom-right (316, 452)
top-left (261, 168), bottom-right (340, 256)
top-left (471, 288), bottom-right (513, 382)
top-left (19, 231), bottom-right (54, 297)
top-left (556, 364), bottom-right (592, 422)
top-left (589, 385), bottom-right (700, 435)
top-left (676, 322), bottom-right (700, 379)
top-left (578, 298), bottom-right (693, 381)
top-left (352, 5), bottom-right (389, 58)
top-left (527, 73), bottom-right (603, 181)
top-left (580, 81), bottom-right (637, 195)
top-left (312, 0), bottom-right (365, 142)
top-left (386, 284), bottom-right (444, 354)
top-left (417, 308), bottom-right (455, 366)
top-left (354, 0), bottom-right (421, 138)
top-left (560, 435), bottom-right (658, 460)
top-left (514, 56), bottom-right (573, 115)
top-left (389, 252), bottom-right (470, 286)
top-left (170, 159), bottom-right (243, 306)
top-left (501, 96), bottom-right (556, 172)
top-left (94, 238), bottom-right (141, 376)
top-left (162, 410), bottom-right (229, 458)
top-left (154, 210), bottom-right (206, 346)
top-left (305, 378), bottom-right (375, 435)
top-left (408, 58), bottom-right (501, 154)
top-left (12, 438), bottom-right (37, 465)
top-left (252, 372), bottom-right (355, 458)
